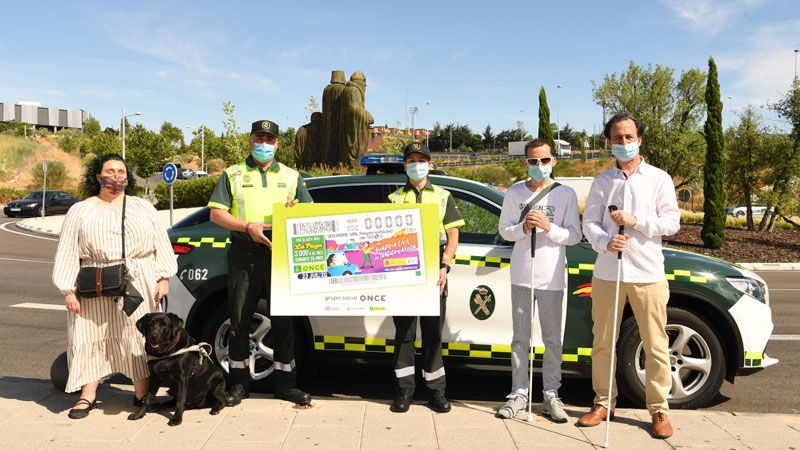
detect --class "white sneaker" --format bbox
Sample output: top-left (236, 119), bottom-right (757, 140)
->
top-left (542, 397), bottom-right (569, 423)
top-left (495, 395), bottom-right (527, 419)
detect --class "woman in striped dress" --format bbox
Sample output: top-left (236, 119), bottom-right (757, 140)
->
top-left (52, 154), bottom-right (177, 419)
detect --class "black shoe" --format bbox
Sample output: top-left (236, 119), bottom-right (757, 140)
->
top-left (274, 387), bottom-right (311, 405)
top-left (224, 384), bottom-right (249, 406)
top-left (68, 398), bottom-right (97, 419)
top-left (428, 393), bottom-right (451, 413)
top-left (390, 394), bottom-right (413, 413)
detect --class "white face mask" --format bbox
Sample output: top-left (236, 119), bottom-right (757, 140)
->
top-left (611, 142), bottom-right (639, 162)
top-left (406, 161), bottom-right (429, 181)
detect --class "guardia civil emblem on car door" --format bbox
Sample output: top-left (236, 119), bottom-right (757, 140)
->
top-left (470, 285), bottom-right (495, 320)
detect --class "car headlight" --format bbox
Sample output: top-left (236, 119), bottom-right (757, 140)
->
top-left (26, 203), bottom-right (39, 208)
top-left (725, 277), bottom-right (764, 303)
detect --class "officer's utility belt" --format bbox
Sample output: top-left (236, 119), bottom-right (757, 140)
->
top-left (231, 233), bottom-right (272, 249)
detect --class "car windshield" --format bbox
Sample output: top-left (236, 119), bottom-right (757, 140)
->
top-left (22, 192), bottom-right (43, 200)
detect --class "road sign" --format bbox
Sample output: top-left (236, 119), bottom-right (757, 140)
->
top-left (162, 163), bottom-right (177, 184)
top-left (678, 189), bottom-right (691, 202)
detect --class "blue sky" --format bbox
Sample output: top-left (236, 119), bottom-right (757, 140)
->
top-left (1, 0), bottom-right (798, 138)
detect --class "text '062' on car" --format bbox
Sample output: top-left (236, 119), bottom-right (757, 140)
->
top-left (4, 190), bottom-right (78, 217)
top-left (161, 155), bottom-right (776, 409)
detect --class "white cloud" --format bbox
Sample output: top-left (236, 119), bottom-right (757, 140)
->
top-left (450, 49), bottom-right (469, 60)
top-left (227, 72), bottom-right (278, 93)
top-left (717, 19), bottom-right (800, 112)
top-left (661, 0), bottom-right (768, 35)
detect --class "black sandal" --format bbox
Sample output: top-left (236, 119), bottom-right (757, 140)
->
top-left (68, 398), bottom-right (97, 419)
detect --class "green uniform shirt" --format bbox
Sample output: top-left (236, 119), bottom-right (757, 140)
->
top-left (208, 156), bottom-right (313, 242)
top-left (389, 180), bottom-right (464, 244)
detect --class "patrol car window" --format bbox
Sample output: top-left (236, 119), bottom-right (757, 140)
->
top-left (173, 207), bottom-right (211, 229)
top-left (308, 184), bottom-right (389, 204)
top-left (448, 191), bottom-right (500, 245)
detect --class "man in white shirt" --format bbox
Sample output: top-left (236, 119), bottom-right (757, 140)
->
top-left (496, 139), bottom-right (582, 422)
top-left (579, 113), bottom-right (680, 439)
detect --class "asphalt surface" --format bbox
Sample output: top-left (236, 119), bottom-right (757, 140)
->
top-left (0, 216), bottom-right (797, 415)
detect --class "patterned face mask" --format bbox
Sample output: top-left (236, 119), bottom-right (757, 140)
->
top-left (97, 174), bottom-right (128, 193)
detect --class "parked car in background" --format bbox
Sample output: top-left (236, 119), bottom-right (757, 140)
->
top-left (159, 162), bottom-right (182, 172)
top-left (4, 190), bottom-right (78, 217)
top-left (194, 170), bottom-right (208, 178)
top-left (177, 168), bottom-right (196, 180)
top-left (726, 203), bottom-right (767, 218)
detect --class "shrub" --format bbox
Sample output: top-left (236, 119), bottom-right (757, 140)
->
top-left (154, 176), bottom-right (219, 209)
top-left (31, 160), bottom-right (70, 190)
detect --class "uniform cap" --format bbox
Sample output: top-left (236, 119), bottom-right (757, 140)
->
top-left (403, 141), bottom-right (431, 160)
top-left (251, 120), bottom-right (279, 136)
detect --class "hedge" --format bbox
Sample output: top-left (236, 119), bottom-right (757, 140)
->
top-left (154, 176), bottom-right (219, 209)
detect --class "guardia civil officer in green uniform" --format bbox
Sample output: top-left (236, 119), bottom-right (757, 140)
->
top-left (207, 120), bottom-right (313, 407)
top-left (388, 142), bottom-right (464, 414)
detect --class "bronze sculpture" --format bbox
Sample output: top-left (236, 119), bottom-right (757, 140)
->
top-left (295, 70), bottom-right (373, 169)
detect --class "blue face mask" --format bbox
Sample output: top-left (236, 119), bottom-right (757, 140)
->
top-left (406, 161), bottom-right (429, 181)
top-left (252, 142), bottom-right (275, 163)
top-left (611, 142), bottom-right (639, 162)
top-left (527, 165), bottom-right (552, 182)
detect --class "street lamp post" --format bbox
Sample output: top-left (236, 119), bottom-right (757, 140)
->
top-left (449, 114), bottom-right (453, 152)
top-left (727, 96), bottom-right (732, 129)
top-left (186, 125), bottom-right (206, 172)
top-left (409, 106), bottom-right (418, 141)
top-left (426, 102), bottom-right (430, 147)
top-left (557, 85), bottom-right (562, 155)
top-left (795, 49), bottom-right (799, 80)
top-left (121, 107), bottom-right (142, 160)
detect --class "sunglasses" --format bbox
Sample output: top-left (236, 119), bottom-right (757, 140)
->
top-left (525, 157), bottom-right (553, 166)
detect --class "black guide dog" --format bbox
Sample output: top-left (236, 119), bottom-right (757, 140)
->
top-left (128, 312), bottom-right (226, 426)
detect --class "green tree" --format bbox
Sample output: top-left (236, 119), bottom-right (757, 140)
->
top-left (762, 78), bottom-right (800, 230)
top-left (304, 95), bottom-right (320, 122)
top-left (58, 131), bottom-right (81, 154)
top-left (380, 131), bottom-right (413, 154)
top-left (85, 130), bottom-right (122, 155)
top-left (126, 124), bottom-right (175, 187)
top-left (83, 118), bottom-right (101, 138)
top-left (701, 56), bottom-right (726, 248)
top-left (276, 127), bottom-right (297, 167)
top-left (538, 86), bottom-right (555, 149)
top-left (160, 121), bottom-right (184, 149)
top-left (31, 160), bottom-right (69, 190)
top-left (220, 99), bottom-right (248, 165)
top-left (482, 124), bottom-right (495, 150)
top-left (725, 106), bottom-right (764, 230)
top-left (592, 61), bottom-right (707, 186)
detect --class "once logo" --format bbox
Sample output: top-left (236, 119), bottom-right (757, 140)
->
top-left (470, 285), bottom-right (495, 320)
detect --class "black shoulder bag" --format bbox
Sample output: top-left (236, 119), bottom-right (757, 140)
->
top-left (518, 182), bottom-right (560, 255)
top-left (74, 195), bottom-right (144, 316)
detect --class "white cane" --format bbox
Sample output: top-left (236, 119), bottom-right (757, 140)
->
top-left (604, 205), bottom-right (624, 448)
top-left (527, 221), bottom-right (536, 423)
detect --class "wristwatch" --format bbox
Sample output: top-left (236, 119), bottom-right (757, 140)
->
top-left (440, 263), bottom-right (451, 273)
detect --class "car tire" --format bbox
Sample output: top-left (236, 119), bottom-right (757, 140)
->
top-left (201, 302), bottom-right (302, 392)
top-left (616, 307), bottom-right (725, 409)
top-left (50, 351), bottom-right (69, 392)
top-left (736, 211), bottom-right (745, 218)
top-left (343, 271), bottom-right (353, 276)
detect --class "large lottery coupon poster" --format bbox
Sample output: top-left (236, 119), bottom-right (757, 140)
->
top-left (271, 203), bottom-right (441, 316)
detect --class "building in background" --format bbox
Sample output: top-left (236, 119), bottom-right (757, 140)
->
top-left (368, 125), bottom-right (429, 152)
top-left (0, 101), bottom-right (91, 131)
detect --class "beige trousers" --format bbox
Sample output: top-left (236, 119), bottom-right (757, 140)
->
top-left (590, 276), bottom-right (671, 415)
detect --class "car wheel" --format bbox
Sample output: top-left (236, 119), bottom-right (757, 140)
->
top-left (736, 211), bottom-right (745, 218)
top-left (50, 351), bottom-right (69, 392)
top-left (200, 303), bottom-right (275, 391)
top-left (343, 271), bottom-right (353, 276)
top-left (617, 307), bottom-right (725, 409)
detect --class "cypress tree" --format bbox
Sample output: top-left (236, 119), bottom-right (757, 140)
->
top-left (538, 86), bottom-right (555, 150)
top-left (701, 56), bottom-right (726, 248)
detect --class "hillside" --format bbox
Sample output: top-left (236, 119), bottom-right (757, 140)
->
top-left (0, 137), bottom-right (83, 191)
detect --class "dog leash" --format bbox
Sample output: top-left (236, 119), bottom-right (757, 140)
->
top-left (147, 342), bottom-right (213, 365)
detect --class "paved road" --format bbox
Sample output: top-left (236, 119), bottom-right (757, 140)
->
top-left (1, 216), bottom-right (797, 414)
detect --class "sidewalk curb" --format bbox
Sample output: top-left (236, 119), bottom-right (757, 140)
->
top-left (15, 217), bottom-right (61, 237)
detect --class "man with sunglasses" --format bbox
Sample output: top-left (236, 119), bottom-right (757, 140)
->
top-left (496, 139), bottom-right (581, 422)
top-left (579, 112), bottom-right (680, 439)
